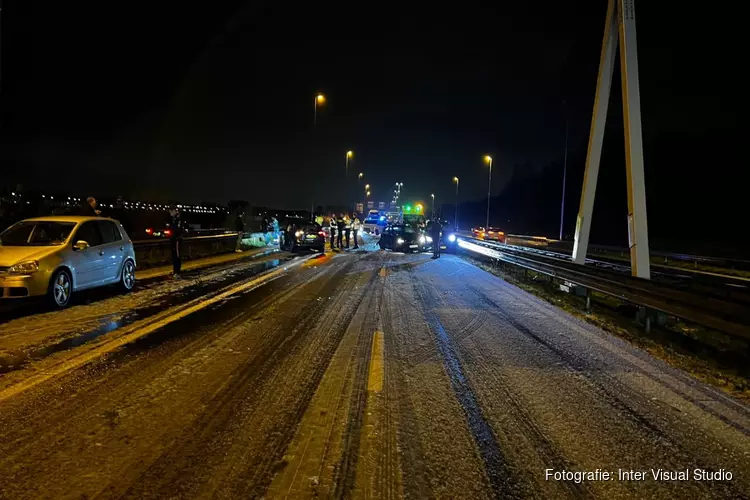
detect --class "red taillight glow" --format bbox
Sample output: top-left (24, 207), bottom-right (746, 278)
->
top-left (318, 231), bottom-right (326, 237)
top-left (145, 228), bottom-right (153, 234)
top-left (164, 229), bottom-right (172, 237)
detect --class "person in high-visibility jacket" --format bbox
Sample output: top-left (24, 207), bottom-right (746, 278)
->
top-left (352, 215), bottom-right (361, 249)
top-left (343, 214), bottom-right (352, 249)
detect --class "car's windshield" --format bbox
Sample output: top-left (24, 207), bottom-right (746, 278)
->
top-left (0, 221), bottom-right (76, 246)
top-left (392, 225), bottom-right (416, 234)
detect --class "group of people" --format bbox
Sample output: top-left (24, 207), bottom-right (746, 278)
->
top-left (326, 213), bottom-right (361, 251)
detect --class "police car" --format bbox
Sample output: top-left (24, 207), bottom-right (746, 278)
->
top-left (362, 210), bottom-right (386, 235)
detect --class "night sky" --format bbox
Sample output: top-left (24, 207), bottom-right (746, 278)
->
top-left (1, 1), bottom-right (744, 250)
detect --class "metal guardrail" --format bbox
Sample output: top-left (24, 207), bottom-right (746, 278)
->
top-left (458, 237), bottom-right (750, 340)
top-left (131, 232), bottom-right (239, 247)
top-left (505, 233), bottom-right (750, 270)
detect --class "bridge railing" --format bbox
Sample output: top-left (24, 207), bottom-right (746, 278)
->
top-left (457, 236), bottom-right (750, 340)
top-left (132, 232), bottom-right (276, 268)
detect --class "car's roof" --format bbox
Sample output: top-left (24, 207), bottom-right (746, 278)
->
top-left (21, 216), bottom-right (119, 224)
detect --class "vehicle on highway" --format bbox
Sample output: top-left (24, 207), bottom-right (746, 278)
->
top-left (472, 226), bottom-right (505, 243)
top-left (440, 221), bottom-right (458, 253)
top-left (0, 216), bottom-right (137, 307)
top-left (280, 219), bottom-right (325, 253)
top-left (144, 227), bottom-right (173, 238)
top-left (484, 227), bottom-right (505, 242)
top-left (378, 223), bottom-right (427, 253)
top-left (362, 210), bottom-right (386, 235)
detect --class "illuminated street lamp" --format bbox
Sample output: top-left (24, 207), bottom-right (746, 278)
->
top-left (313, 93), bottom-right (326, 125)
top-left (431, 193), bottom-right (435, 218)
top-left (484, 155), bottom-right (493, 229)
top-left (453, 177), bottom-right (460, 229)
top-left (345, 150), bottom-right (353, 177)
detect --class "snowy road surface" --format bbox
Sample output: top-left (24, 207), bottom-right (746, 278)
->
top-left (0, 248), bottom-right (748, 499)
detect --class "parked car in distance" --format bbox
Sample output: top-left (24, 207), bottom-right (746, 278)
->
top-left (280, 219), bottom-right (325, 253)
top-left (0, 216), bottom-right (137, 307)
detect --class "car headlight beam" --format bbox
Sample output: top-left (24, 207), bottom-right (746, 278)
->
top-left (397, 238), bottom-right (404, 245)
top-left (448, 234), bottom-right (457, 242)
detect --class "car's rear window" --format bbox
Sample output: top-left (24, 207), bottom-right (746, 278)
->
top-left (0, 221), bottom-right (77, 246)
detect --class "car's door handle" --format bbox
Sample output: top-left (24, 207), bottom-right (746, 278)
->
top-left (99, 251), bottom-right (105, 256)
top-left (120, 246), bottom-right (124, 251)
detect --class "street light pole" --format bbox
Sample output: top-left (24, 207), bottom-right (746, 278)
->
top-left (346, 150), bottom-right (353, 178)
top-left (358, 173), bottom-right (364, 213)
top-left (313, 94), bottom-right (325, 125)
top-left (559, 115), bottom-right (568, 241)
top-left (484, 156), bottom-right (493, 229)
top-left (431, 194), bottom-right (435, 218)
top-left (453, 177), bottom-right (459, 229)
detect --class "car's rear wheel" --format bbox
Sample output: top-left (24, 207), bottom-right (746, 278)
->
top-left (49, 269), bottom-right (72, 308)
top-left (120, 259), bottom-right (136, 291)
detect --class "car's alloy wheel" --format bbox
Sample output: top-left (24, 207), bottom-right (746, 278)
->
top-left (51, 270), bottom-right (72, 307)
top-left (121, 260), bottom-right (135, 291)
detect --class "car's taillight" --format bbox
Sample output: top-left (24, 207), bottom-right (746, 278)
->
top-left (318, 231), bottom-right (326, 237)
top-left (164, 229), bottom-right (172, 237)
top-left (145, 228), bottom-right (153, 234)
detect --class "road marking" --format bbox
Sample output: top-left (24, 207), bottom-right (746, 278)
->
top-left (0, 255), bottom-right (315, 404)
top-left (303, 252), bottom-right (332, 267)
top-left (367, 331), bottom-right (384, 392)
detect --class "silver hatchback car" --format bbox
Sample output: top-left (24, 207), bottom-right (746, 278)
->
top-left (0, 216), bottom-right (137, 307)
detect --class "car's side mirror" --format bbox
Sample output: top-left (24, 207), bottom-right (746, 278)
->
top-left (74, 240), bottom-right (90, 251)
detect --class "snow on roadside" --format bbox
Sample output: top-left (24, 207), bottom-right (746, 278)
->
top-left (0, 256), bottom-right (281, 357)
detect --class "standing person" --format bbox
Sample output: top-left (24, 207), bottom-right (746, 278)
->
top-left (284, 222), bottom-right (294, 251)
top-left (337, 213), bottom-right (345, 250)
top-left (168, 207), bottom-right (185, 277)
top-left (329, 214), bottom-right (337, 250)
top-left (344, 214), bottom-right (352, 249)
top-left (431, 218), bottom-right (443, 259)
top-left (234, 212), bottom-right (245, 252)
top-left (81, 197), bottom-right (101, 216)
top-left (352, 214), bottom-right (361, 249)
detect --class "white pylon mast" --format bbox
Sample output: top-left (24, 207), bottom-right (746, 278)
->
top-left (572, 0), bottom-right (651, 279)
